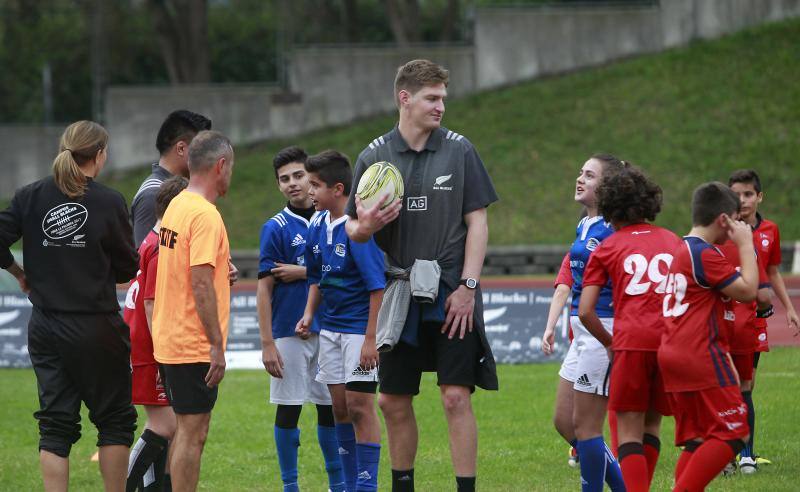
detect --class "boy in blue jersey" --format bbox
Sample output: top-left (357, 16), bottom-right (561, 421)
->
top-left (257, 146), bottom-right (345, 492)
top-left (297, 150), bottom-right (385, 492)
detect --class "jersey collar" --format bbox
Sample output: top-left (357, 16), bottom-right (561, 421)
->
top-left (389, 126), bottom-right (444, 153)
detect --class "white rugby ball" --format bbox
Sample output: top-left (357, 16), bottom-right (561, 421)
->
top-left (356, 161), bottom-right (404, 210)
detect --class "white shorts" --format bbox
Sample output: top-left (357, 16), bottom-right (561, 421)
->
top-left (269, 334), bottom-right (332, 405)
top-left (558, 316), bottom-right (613, 396)
top-left (316, 329), bottom-right (378, 385)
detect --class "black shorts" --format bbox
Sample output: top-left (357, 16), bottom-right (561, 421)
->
top-left (160, 363), bottom-right (218, 414)
top-left (379, 322), bottom-right (481, 395)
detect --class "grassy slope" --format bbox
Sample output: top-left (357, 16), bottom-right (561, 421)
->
top-left (1, 347), bottom-right (799, 490)
top-left (106, 19), bottom-right (800, 249)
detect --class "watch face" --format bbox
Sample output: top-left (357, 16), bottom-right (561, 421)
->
top-left (465, 278), bottom-right (477, 289)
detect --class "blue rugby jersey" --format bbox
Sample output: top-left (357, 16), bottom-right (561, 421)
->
top-left (258, 207), bottom-right (319, 338)
top-left (569, 215), bottom-right (614, 317)
top-left (305, 211), bottom-right (386, 334)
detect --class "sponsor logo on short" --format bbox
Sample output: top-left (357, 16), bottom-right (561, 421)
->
top-left (297, 256), bottom-right (305, 266)
top-left (407, 196), bottom-right (427, 211)
top-left (358, 471), bottom-right (372, 480)
top-left (758, 333), bottom-right (767, 341)
top-left (433, 174), bottom-right (453, 191)
top-left (338, 447), bottom-right (349, 455)
top-left (586, 238), bottom-right (601, 251)
top-left (724, 310), bottom-right (735, 321)
top-left (291, 234), bottom-right (305, 247)
top-left (312, 244), bottom-right (320, 254)
top-left (726, 422), bottom-right (744, 430)
top-left (576, 374), bottom-right (591, 386)
top-left (335, 243), bottom-right (346, 257)
top-left (351, 365), bottom-right (373, 377)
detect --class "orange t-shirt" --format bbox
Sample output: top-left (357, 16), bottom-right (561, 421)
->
top-left (152, 191), bottom-right (231, 364)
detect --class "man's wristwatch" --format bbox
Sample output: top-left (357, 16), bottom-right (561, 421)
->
top-left (459, 278), bottom-right (479, 290)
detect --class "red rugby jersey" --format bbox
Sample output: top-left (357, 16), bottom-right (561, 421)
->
top-left (123, 229), bottom-right (160, 366)
top-left (658, 236), bottom-right (741, 392)
top-left (583, 223), bottom-right (682, 351)
top-left (753, 215), bottom-right (781, 329)
top-left (555, 252), bottom-right (573, 288)
top-left (717, 240), bottom-right (768, 354)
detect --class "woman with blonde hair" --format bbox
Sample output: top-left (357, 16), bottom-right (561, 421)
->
top-left (0, 120), bottom-right (139, 491)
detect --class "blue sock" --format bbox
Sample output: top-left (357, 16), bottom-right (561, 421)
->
top-left (742, 390), bottom-right (755, 458)
top-left (603, 441), bottom-right (625, 492)
top-left (336, 423), bottom-right (357, 492)
top-left (356, 442), bottom-right (381, 491)
top-left (577, 436), bottom-right (624, 492)
top-left (274, 426), bottom-right (300, 491)
top-left (318, 425), bottom-right (346, 492)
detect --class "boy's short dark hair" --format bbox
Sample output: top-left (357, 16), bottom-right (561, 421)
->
top-left (305, 150), bottom-right (353, 195)
top-left (273, 146), bottom-right (308, 178)
top-left (155, 176), bottom-right (189, 219)
top-left (156, 110), bottom-right (212, 155)
top-left (728, 169), bottom-right (762, 193)
top-left (597, 164), bottom-right (662, 224)
top-left (692, 181), bottom-right (740, 227)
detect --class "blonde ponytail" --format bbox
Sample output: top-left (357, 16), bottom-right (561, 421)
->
top-left (52, 121), bottom-right (109, 199)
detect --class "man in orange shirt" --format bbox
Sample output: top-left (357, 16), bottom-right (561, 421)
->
top-left (152, 130), bottom-right (235, 492)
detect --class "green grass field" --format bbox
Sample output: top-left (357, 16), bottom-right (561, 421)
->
top-left (102, 17), bottom-right (800, 249)
top-left (2, 347), bottom-right (798, 490)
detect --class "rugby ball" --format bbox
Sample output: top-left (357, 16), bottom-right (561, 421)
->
top-left (356, 161), bottom-right (404, 210)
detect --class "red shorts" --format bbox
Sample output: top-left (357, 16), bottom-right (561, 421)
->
top-left (730, 352), bottom-right (754, 382)
top-left (755, 325), bottom-right (770, 352)
top-left (608, 350), bottom-right (670, 415)
top-left (668, 386), bottom-right (749, 446)
top-left (132, 364), bottom-right (169, 406)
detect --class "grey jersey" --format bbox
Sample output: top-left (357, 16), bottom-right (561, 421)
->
top-left (346, 126), bottom-right (498, 288)
top-left (130, 163), bottom-right (172, 247)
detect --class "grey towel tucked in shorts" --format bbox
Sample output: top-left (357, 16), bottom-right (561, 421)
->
top-left (377, 260), bottom-right (441, 352)
top-left (410, 259), bottom-right (441, 303)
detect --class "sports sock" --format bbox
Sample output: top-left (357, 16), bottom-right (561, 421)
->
top-left (577, 436), bottom-right (624, 492)
top-left (608, 410), bottom-right (619, 457)
top-left (604, 442), bottom-right (626, 492)
top-left (355, 442), bottom-right (380, 491)
top-left (643, 433), bottom-right (661, 485)
top-left (618, 442), bottom-right (648, 492)
top-left (675, 439), bottom-right (736, 491)
top-left (456, 476), bottom-right (476, 492)
top-left (741, 390), bottom-right (755, 458)
top-left (274, 426), bottom-right (300, 491)
top-left (143, 442), bottom-right (169, 491)
top-left (336, 423), bottom-right (357, 492)
top-left (317, 425), bottom-right (346, 492)
top-left (127, 429), bottom-right (168, 492)
top-left (674, 441), bottom-right (699, 483)
top-left (391, 468), bottom-right (415, 492)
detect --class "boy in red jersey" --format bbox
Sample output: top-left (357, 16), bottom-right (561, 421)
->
top-left (124, 176), bottom-right (188, 491)
top-left (728, 169), bottom-right (800, 471)
top-left (658, 182), bottom-right (759, 491)
top-left (579, 166), bottom-right (681, 492)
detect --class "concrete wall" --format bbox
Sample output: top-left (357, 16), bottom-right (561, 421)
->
top-left (104, 84), bottom-right (303, 171)
top-left (475, 0), bottom-right (800, 90)
top-left (2, 0), bottom-right (800, 191)
top-left (289, 44), bottom-right (475, 129)
top-left (0, 125), bottom-right (65, 197)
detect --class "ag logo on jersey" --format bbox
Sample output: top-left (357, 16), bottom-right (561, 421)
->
top-left (433, 174), bottom-right (453, 191)
top-left (586, 238), bottom-right (601, 251)
top-left (407, 196), bottom-right (427, 211)
top-left (335, 243), bottom-right (346, 257)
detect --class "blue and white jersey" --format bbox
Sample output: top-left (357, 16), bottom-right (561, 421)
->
top-left (259, 207), bottom-right (319, 339)
top-left (569, 215), bottom-right (614, 317)
top-left (305, 211), bottom-right (386, 335)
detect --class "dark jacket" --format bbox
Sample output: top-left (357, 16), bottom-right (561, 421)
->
top-left (0, 176), bottom-right (138, 313)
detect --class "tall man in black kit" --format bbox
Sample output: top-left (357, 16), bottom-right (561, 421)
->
top-left (0, 121), bottom-right (139, 491)
top-left (346, 60), bottom-right (499, 492)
